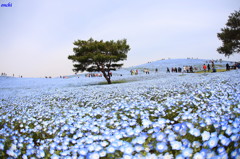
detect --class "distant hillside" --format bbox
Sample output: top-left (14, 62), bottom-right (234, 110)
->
top-left (125, 58), bottom-right (231, 72)
top-left (69, 59), bottom-right (234, 77)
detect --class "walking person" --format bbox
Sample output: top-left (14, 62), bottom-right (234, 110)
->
top-left (207, 64), bottom-right (210, 72)
top-left (203, 64), bottom-right (207, 72)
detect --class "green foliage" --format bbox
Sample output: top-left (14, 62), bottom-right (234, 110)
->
top-left (98, 80), bottom-right (128, 85)
top-left (196, 69), bottom-right (226, 73)
top-left (217, 9), bottom-right (240, 56)
top-left (68, 38), bottom-right (130, 84)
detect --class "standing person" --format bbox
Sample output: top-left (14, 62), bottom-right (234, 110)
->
top-left (178, 67), bottom-right (181, 73)
top-left (183, 66), bottom-right (186, 73)
top-left (203, 64), bottom-right (207, 72)
top-left (155, 68), bottom-right (158, 73)
top-left (211, 61), bottom-right (215, 69)
top-left (207, 64), bottom-right (210, 72)
top-left (136, 69), bottom-right (138, 75)
top-left (226, 63), bottom-right (230, 71)
top-left (190, 66), bottom-right (193, 73)
top-left (167, 67), bottom-right (170, 73)
top-left (186, 66), bottom-right (189, 73)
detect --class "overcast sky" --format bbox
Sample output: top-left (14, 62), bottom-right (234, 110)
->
top-left (0, 0), bottom-right (239, 77)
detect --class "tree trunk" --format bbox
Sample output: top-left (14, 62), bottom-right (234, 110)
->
top-left (102, 70), bottom-right (112, 84)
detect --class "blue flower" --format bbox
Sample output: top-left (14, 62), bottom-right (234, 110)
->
top-left (95, 144), bottom-right (103, 152)
top-left (87, 152), bottom-right (100, 159)
top-left (217, 147), bottom-right (226, 154)
top-left (176, 154), bottom-right (185, 159)
top-left (157, 118), bottom-right (166, 127)
top-left (201, 131), bottom-right (210, 141)
top-left (233, 120), bottom-right (239, 128)
top-left (186, 122), bottom-right (194, 129)
top-left (208, 137), bottom-right (219, 149)
top-left (36, 150), bottom-right (45, 158)
top-left (145, 153), bottom-right (159, 159)
top-left (156, 132), bottom-right (166, 141)
top-left (220, 136), bottom-right (231, 146)
top-left (192, 141), bottom-right (201, 148)
top-left (179, 128), bottom-right (187, 136)
top-left (134, 144), bottom-right (144, 152)
top-left (133, 136), bottom-right (146, 144)
top-left (182, 148), bottom-right (193, 157)
top-left (163, 152), bottom-right (173, 159)
top-left (205, 117), bottom-right (212, 125)
top-left (51, 154), bottom-right (60, 159)
top-left (156, 142), bottom-right (168, 153)
top-left (230, 134), bottom-right (239, 142)
top-left (78, 148), bottom-right (88, 156)
top-left (0, 143), bottom-right (4, 150)
top-left (87, 144), bottom-right (95, 152)
top-left (225, 126), bottom-right (233, 136)
top-left (107, 145), bottom-right (115, 153)
top-left (190, 128), bottom-right (200, 137)
top-left (206, 151), bottom-right (216, 158)
top-left (170, 141), bottom-right (182, 150)
top-left (123, 145), bottom-right (134, 155)
top-left (142, 119), bottom-right (152, 128)
top-left (193, 152), bottom-right (204, 159)
top-left (173, 123), bottom-right (181, 133)
top-left (98, 150), bottom-right (106, 157)
top-left (231, 150), bottom-right (238, 158)
top-left (133, 126), bottom-right (142, 135)
top-left (199, 148), bottom-right (208, 158)
top-left (122, 154), bottom-right (133, 159)
top-left (182, 139), bottom-right (191, 148)
top-left (168, 134), bottom-right (176, 142)
top-left (200, 122), bottom-right (206, 127)
top-left (100, 141), bottom-right (109, 147)
top-left (125, 127), bottom-right (134, 136)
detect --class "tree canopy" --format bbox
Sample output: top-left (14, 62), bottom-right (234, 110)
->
top-left (217, 10), bottom-right (240, 56)
top-left (68, 38), bottom-right (130, 84)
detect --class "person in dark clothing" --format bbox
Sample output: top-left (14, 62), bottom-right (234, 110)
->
top-left (190, 66), bottom-right (193, 73)
top-left (226, 63), bottom-right (230, 71)
top-left (207, 64), bottom-right (210, 72)
top-left (167, 67), bottom-right (170, 73)
top-left (178, 67), bottom-right (182, 73)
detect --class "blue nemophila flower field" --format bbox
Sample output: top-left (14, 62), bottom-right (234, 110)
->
top-left (0, 59), bottom-right (239, 158)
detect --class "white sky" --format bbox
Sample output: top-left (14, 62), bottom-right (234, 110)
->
top-left (0, 0), bottom-right (239, 77)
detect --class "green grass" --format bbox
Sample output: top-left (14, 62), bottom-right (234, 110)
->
top-left (195, 69), bottom-right (226, 73)
top-left (98, 80), bottom-right (129, 85)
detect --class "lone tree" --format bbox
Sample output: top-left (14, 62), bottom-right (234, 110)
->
top-left (217, 9), bottom-right (240, 56)
top-left (68, 38), bottom-right (130, 84)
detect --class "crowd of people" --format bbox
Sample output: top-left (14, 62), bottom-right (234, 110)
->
top-left (130, 70), bottom-right (139, 75)
top-left (1, 73), bottom-right (7, 76)
top-left (167, 66), bottom-right (197, 73)
top-left (226, 62), bottom-right (240, 70)
top-left (1, 73), bottom-right (22, 78)
top-left (85, 73), bottom-right (104, 77)
top-left (130, 69), bottom-right (152, 75)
